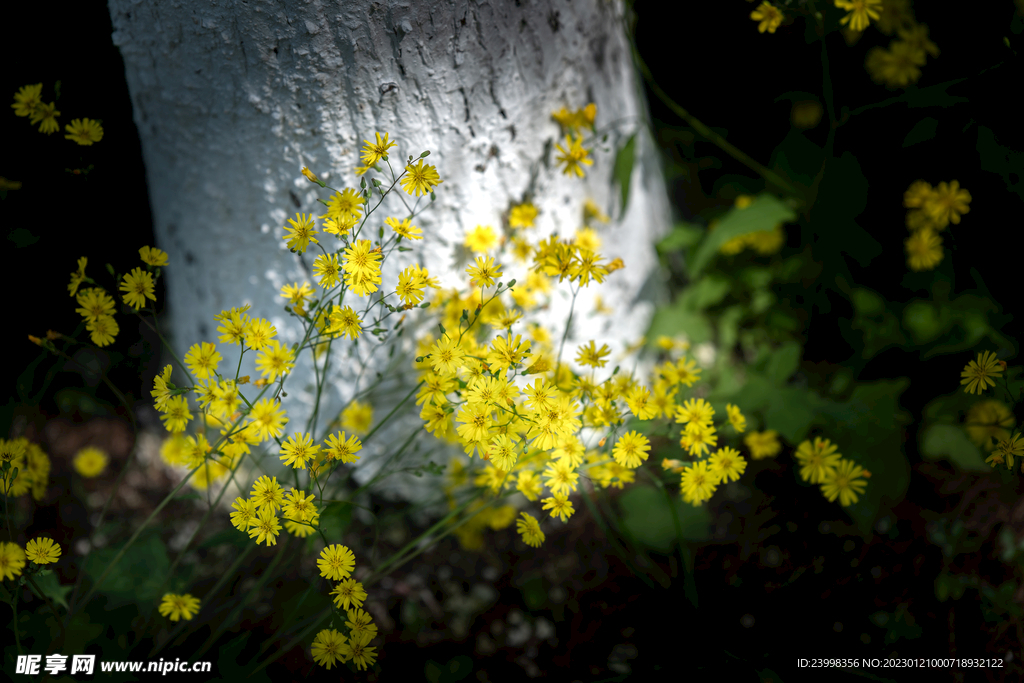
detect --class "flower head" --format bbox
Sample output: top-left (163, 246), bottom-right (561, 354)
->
top-left (0, 543), bottom-right (26, 581)
top-left (820, 459), bottom-right (869, 506)
top-left (119, 267), bottom-right (157, 310)
top-left (961, 351), bottom-right (1003, 395)
top-left (750, 2), bottom-right (784, 33)
top-left (794, 437), bottom-right (842, 484)
top-left (64, 118), bottom-right (104, 145)
top-left (311, 629), bottom-right (347, 670)
top-left (158, 593), bottom-right (201, 622)
top-left (361, 131), bottom-right (397, 166)
top-left (555, 135), bottom-right (593, 178)
top-left (318, 544), bottom-right (356, 581)
top-left (401, 158), bottom-right (442, 196)
top-left (25, 537), bottom-right (60, 564)
top-left (11, 83), bottom-right (43, 117)
top-left (73, 446), bottom-right (108, 478)
top-left (516, 512), bottom-right (545, 547)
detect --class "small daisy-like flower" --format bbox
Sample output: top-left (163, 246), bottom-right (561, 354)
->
top-left (139, 245), bottom-right (169, 267)
top-left (516, 512), bottom-right (545, 547)
top-left (73, 446), bottom-right (108, 478)
top-left (400, 158), bottom-right (443, 196)
top-left (119, 267), bottom-right (157, 310)
top-left (64, 118), bottom-right (104, 145)
top-left (24, 537), bottom-right (61, 564)
top-left (708, 446), bottom-right (747, 483)
top-left (330, 578), bottom-right (368, 610)
top-left (361, 131), bottom-right (397, 166)
top-left (679, 460), bottom-right (719, 505)
top-left (386, 216), bottom-right (423, 240)
top-left (744, 430), bottom-right (782, 460)
top-left (341, 401), bottom-right (373, 435)
top-left (345, 608), bottom-right (378, 641)
top-left (834, 0), bottom-right (882, 32)
top-left (158, 593), bottom-right (201, 622)
top-left (612, 431), bottom-right (651, 469)
top-left (248, 507), bottom-right (282, 546)
top-left (318, 544), bottom-right (356, 581)
top-left (0, 542), bottom-right (26, 580)
top-left (819, 458), bottom-right (868, 507)
top-left (279, 432), bottom-right (320, 470)
top-left (726, 404), bottom-right (747, 433)
top-left (923, 180), bottom-right (971, 229)
top-left (184, 341), bottom-right (222, 380)
top-left (11, 83), bottom-right (43, 117)
top-left (961, 350), bottom-right (1003, 395)
top-left (311, 629), bottom-right (347, 670)
top-left (554, 135), bottom-right (593, 178)
top-left (509, 203), bottom-right (538, 229)
top-left (794, 437), bottom-right (842, 484)
top-left (905, 228), bottom-right (943, 271)
top-left (248, 398), bottom-right (288, 442)
top-left (464, 225), bottom-right (498, 254)
top-left (75, 287), bottom-right (116, 322)
top-left (541, 493), bottom-right (575, 522)
top-left (339, 630), bottom-right (378, 671)
top-left (283, 213), bottom-right (319, 253)
top-left (31, 101), bottom-right (61, 134)
top-left (250, 475), bottom-right (285, 513)
top-left (750, 2), bottom-right (784, 34)
top-left (230, 497), bottom-right (258, 531)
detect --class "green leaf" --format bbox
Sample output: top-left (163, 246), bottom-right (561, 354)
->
top-left (688, 193), bottom-right (796, 277)
top-left (764, 387), bottom-right (817, 443)
top-left (656, 222), bottom-right (704, 254)
top-left (977, 125), bottom-right (1024, 203)
top-left (28, 569), bottom-right (73, 610)
top-left (81, 531), bottom-right (170, 606)
top-left (766, 341), bottom-right (801, 385)
top-left (677, 275), bottom-right (731, 311)
top-left (613, 133), bottom-right (636, 216)
top-left (920, 424), bottom-right (989, 472)
top-left (902, 300), bottom-right (952, 344)
top-left (647, 301), bottom-right (713, 344)
top-left (619, 485), bottom-right (711, 553)
top-left (902, 117), bottom-right (939, 147)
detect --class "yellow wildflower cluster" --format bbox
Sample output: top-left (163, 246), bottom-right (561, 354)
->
top-left (865, 22), bottom-right (939, 89)
top-left (1, 437), bottom-right (52, 502)
top-left (902, 179), bottom-right (971, 272)
top-left (11, 82), bottom-right (104, 143)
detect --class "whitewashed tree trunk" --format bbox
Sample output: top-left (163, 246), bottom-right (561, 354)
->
top-left (108, 0), bottom-right (671, 508)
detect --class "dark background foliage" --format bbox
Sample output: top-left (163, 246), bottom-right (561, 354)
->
top-left (3, 1), bottom-right (1024, 681)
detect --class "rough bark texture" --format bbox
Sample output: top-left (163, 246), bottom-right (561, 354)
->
top-left (108, 0), bottom-right (670, 508)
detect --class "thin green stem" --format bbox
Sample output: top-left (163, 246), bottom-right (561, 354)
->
top-left (71, 467), bottom-right (197, 620)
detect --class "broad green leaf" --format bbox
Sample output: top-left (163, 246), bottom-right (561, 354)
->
top-left (977, 125), bottom-right (1024, 203)
top-left (656, 222), bottom-right (704, 254)
top-left (764, 387), bottom-right (817, 443)
top-left (28, 569), bottom-right (73, 610)
top-left (902, 117), bottom-right (939, 147)
top-left (920, 424), bottom-right (989, 472)
top-left (82, 532), bottom-right (170, 606)
top-left (613, 133), bottom-right (636, 216)
top-left (647, 300), bottom-right (713, 344)
top-left (688, 193), bottom-right (796, 277)
top-left (619, 485), bottom-right (710, 552)
top-left (903, 300), bottom-right (952, 344)
top-left (676, 275), bottom-right (730, 311)
top-left (766, 341), bottom-right (801, 385)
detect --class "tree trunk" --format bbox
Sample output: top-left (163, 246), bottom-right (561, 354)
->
top-left (108, 0), bottom-right (671, 506)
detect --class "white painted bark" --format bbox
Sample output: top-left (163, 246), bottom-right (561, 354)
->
top-left (109, 0), bottom-right (671, 508)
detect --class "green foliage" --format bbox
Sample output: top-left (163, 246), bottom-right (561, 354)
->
top-left (613, 133), bottom-right (637, 216)
top-left (618, 485), bottom-right (711, 553)
top-left (919, 424), bottom-right (988, 472)
top-left (688, 193), bottom-right (796, 277)
top-left (82, 531), bottom-right (171, 606)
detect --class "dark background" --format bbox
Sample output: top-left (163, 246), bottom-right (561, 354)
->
top-left (3, 1), bottom-right (1024, 681)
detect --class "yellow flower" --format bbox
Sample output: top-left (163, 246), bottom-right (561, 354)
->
top-left (794, 437), bottom-right (841, 484)
top-left (509, 203), bottom-right (538, 228)
top-left (960, 351), bottom-right (1003, 395)
top-left (24, 537), bottom-right (61, 564)
top-left (835, 0), bottom-right (882, 32)
top-left (30, 101), bottom-right (60, 134)
top-left (341, 400), bottom-right (373, 435)
top-left (965, 400), bottom-right (1015, 451)
top-left (361, 131), bottom-right (397, 166)
top-left (465, 225), bottom-right (498, 253)
top-left (820, 459), bottom-right (868, 506)
top-left (555, 135), bottom-right (593, 178)
top-left (139, 245), bottom-right (169, 266)
top-left (401, 158), bottom-right (442, 196)
top-left (64, 118), bottom-right (104, 146)
top-left (11, 83), bottom-right (43, 117)
top-left (922, 180), bottom-right (971, 229)
top-left (158, 593), bottom-right (201, 622)
top-left (905, 228), bottom-right (943, 271)
top-left (0, 542), bottom-right (26, 581)
top-left (73, 446), bottom-right (108, 478)
top-left (750, 2), bottom-right (784, 34)
top-left (744, 430), bottom-right (782, 460)
top-left (516, 512), bottom-right (545, 547)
